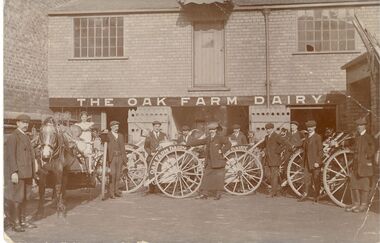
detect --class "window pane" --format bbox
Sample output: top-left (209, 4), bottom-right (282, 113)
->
top-left (306, 31), bottom-right (314, 41)
top-left (103, 47), bottom-right (109, 57)
top-left (331, 31), bottom-right (338, 40)
top-left (315, 41), bottom-right (322, 51)
top-left (74, 48), bottom-right (80, 57)
top-left (110, 17), bottom-right (116, 27)
top-left (298, 41), bottom-right (305, 52)
top-left (74, 38), bottom-right (80, 48)
top-left (96, 48), bottom-right (102, 57)
top-left (331, 41), bottom-right (338, 51)
top-left (81, 38), bottom-right (87, 47)
top-left (347, 40), bottom-right (355, 50)
top-left (117, 27), bottom-right (123, 38)
top-left (298, 31), bottom-right (305, 41)
top-left (323, 31), bottom-right (329, 40)
top-left (339, 30), bottom-right (346, 40)
top-left (338, 20), bottom-right (346, 30)
top-left (347, 29), bottom-right (355, 39)
top-left (298, 21), bottom-right (305, 31)
top-left (81, 47), bottom-right (87, 57)
top-left (88, 47), bottom-right (94, 57)
top-left (339, 40), bottom-right (346, 50)
top-left (117, 17), bottom-right (123, 26)
top-left (331, 20), bottom-right (337, 30)
top-left (117, 46), bottom-right (123, 56)
top-left (117, 37), bottom-right (123, 47)
top-left (306, 21), bottom-right (313, 30)
top-left (110, 27), bottom-right (116, 37)
top-left (110, 37), bottom-right (116, 47)
top-left (315, 31), bottom-right (321, 41)
top-left (96, 38), bottom-right (102, 49)
top-left (322, 41), bottom-right (330, 51)
top-left (315, 21), bottom-right (321, 30)
top-left (322, 20), bottom-right (329, 30)
top-left (110, 47), bottom-right (116, 56)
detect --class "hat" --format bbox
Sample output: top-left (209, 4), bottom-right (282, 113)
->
top-left (182, 125), bottom-right (190, 131)
top-left (207, 122), bottom-right (219, 130)
top-left (265, 123), bottom-right (274, 129)
top-left (152, 121), bottom-right (162, 126)
top-left (109, 121), bottom-right (120, 127)
top-left (16, 114), bottom-right (31, 122)
top-left (290, 121), bottom-right (299, 127)
top-left (355, 117), bottom-right (367, 125)
top-left (232, 124), bottom-right (241, 130)
top-left (305, 120), bottom-right (317, 127)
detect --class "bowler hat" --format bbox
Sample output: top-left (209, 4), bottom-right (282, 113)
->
top-left (207, 122), bottom-right (219, 130)
top-left (290, 121), bottom-right (299, 127)
top-left (232, 124), bottom-right (241, 130)
top-left (152, 120), bottom-right (162, 126)
top-left (182, 125), bottom-right (190, 131)
top-left (305, 120), bottom-right (317, 127)
top-left (265, 123), bottom-right (274, 129)
top-left (355, 117), bottom-right (367, 125)
top-left (16, 114), bottom-right (31, 122)
top-left (109, 120), bottom-right (120, 127)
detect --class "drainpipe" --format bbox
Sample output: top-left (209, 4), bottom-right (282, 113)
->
top-left (262, 8), bottom-right (271, 108)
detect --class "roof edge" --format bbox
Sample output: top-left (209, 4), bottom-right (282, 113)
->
top-left (341, 52), bottom-right (368, 70)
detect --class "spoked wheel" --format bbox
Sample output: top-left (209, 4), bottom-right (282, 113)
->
top-left (224, 145), bottom-right (263, 195)
top-left (323, 149), bottom-right (353, 207)
top-left (120, 144), bottom-right (148, 193)
top-left (287, 149), bottom-right (306, 197)
top-left (152, 145), bottom-right (203, 198)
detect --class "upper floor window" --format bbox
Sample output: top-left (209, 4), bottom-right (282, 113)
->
top-left (297, 9), bottom-right (355, 52)
top-left (74, 17), bottom-right (123, 58)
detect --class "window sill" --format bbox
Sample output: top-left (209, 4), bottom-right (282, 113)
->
top-left (188, 87), bottom-right (231, 92)
top-left (292, 51), bottom-right (360, 55)
top-left (68, 57), bottom-right (129, 61)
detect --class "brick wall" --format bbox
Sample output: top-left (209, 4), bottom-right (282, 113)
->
top-left (48, 5), bottom-right (380, 105)
top-left (4, 0), bottom-right (72, 120)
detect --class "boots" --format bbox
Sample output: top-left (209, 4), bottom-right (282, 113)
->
top-left (12, 203), bottom-right (25, 232)
top-left (20, 202), bottom-right (37, 229)
top-left (297, 185), bottom-right (309, 202)
top-left (353, 191), bottom-right (369, 213)
top-left (345, 189), bottom-right (360, 212)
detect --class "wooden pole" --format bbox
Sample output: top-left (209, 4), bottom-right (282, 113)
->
top-left (101, 141), bottom-right (108, 200)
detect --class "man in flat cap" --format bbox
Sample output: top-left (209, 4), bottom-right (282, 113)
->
top-left (298, 120), bottom-right (323, 202)
top-left (177, 125), bottom-right (191, 145)
top-left (4, 114), bottom-right (37, 232)
top-left (188, 122), bottom-right (231, 200)
top-left (229, 124), bottom-right (248, 146)
top-left (144, 120), bottom-right (167, 193)
top-left (263, 123), bottom-right (288, 197)
top-left (283, 121), bottom-right (304, 164)
top-left (345, 117), bottom-right (376, 213)
top-left (106, 120), bottom-right (127, 199)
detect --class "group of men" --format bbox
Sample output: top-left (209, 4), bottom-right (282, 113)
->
top-left (4, 114), bottom-right (377, 232)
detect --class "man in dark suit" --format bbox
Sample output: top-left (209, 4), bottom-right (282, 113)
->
top-left (229, 124), bottom-right (248, 146)
top-left (188, 122), bottom-right (231, 200)
top-left (4, 114), bottom-right (37, 232)
top-left (106, 120), bottom-right (127, 199)
top-left (345, 117), bottom-right (376, 213)
top-left (298, 120), bottom-right (323, 202)
top-left (263, 123), bottom-right (288, 197)
top-left (144, 120), bottom-right (167, 193)
top-left (177, 125), bottom-right (191, 145)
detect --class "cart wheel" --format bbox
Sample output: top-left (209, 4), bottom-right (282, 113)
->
top-left (224, 145), bottom-right (263, 195)
top-left (152, 145), bottom-right (203, 198)
top-left (120, 144), bottom-right (148, 193)
top-left (287, 149), bottom-right (305, 197)
top-left (323, 149), bottom-right (353, 207)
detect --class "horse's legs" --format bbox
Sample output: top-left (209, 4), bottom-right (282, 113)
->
top-left (36, 172), bottom-right (46, 217)
top-left (55, 172), bottom-right (66, 217)
top-left (61, 169), bottom-right (68, 200)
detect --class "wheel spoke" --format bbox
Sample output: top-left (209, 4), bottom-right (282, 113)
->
top-left (243, 173), bottom-right (259, 184)
top-left (331, 181), bottom-right (345, 195)
top-left (171, 178), bottom-right (178, 196)
top-left (233, 181), bottom-right (238, 192)
top-left (240, 177), bottom-right (245, 192)
top-left (340, 182), bottom-right (349, 203)
top-left (163, 180), bottom-right (174, 192)
top-left (181, 177), bottom-right (193, 193)
top-left (242, 174), bottom-right (255, 189)
top-left (296, 183), bottom-right (304, 192)
top-left (327, 177), bottom-right (346, 184)
top-left (178, 177), bottom-right (184, 197)
top-left (327, 168), bottom-right (345, 178)
top-left (291, 176), bottom-right (303, 183)
top-left (333, 157), bottom-right (347, 175)
top-left (183, 164), bottom-right (200, 172)
top-left (245, 167), bottom-right (260, 172)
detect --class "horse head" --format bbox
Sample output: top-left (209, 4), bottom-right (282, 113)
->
top-left (39, 125), bottom-right (59, 161)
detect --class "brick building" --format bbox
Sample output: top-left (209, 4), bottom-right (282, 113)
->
top-left (46, 0), bottom-right (380, 143)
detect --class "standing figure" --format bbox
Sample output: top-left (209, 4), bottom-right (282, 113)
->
top-left (345, 118), bottom-right (376, 213)
top-left (177, 125), bottom-right (191, 145)
top-left (263, 123), bottom-right (288, 197)
top-left (144, 121), bottom-right (167, 194)
top-left (298, 120), bottom-right (323, 202)
top-left (229, 124), bottom-right (248, 146)
top-left (283, 121), bottom-right (304, 163)
top-left (106, 121), bottom-right (127, 199)
top-left (188, 122), bottom-right (231, 200)
top-left (75, 111), bottom-right (94, 173)
top-left (4, 114), bottom-right (37, 232)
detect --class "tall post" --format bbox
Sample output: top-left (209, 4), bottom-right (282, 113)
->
top-left (262, 8), bottom-right (271, 108)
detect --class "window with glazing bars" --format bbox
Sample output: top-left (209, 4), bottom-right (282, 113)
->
top-left (74, 17), bottom-right (123, 57)
top-left (297, 9), bottom-right (355, 52)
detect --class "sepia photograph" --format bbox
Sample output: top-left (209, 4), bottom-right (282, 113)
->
top-left (2, 0), bottom-right (380, 242)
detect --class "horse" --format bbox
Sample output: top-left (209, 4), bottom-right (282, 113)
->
top-left (35, 124), bottom-right (81, 218)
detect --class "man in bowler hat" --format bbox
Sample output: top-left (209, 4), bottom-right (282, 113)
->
top-left (177, 125), bottom-right (191, 145)
top-left (106, 120), bottom-right (127, 199)
top-left (4, 114), bottom-right (37, 232)
top-left (229, 124), bottom-right (248, 146)
top-left (298, 120), bottom-right (323, 202)
top-left (345, 117), bottom-right (376, 213)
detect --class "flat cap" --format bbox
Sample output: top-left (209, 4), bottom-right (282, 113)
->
top-left (355, 117), bottom-right (367, 125)
top-left (305, 120), bottom-right (317, 127)
top-left (152, 120), bottom-right (162, 125)
top-left (109, 120), bottom-right (120, 127)
top-left (232, 124), bottom-right (241, 129)
top-left (182, 125), bottom-right (190, 131)
top-left (16, 114), bottom-right (31, 122)
top-left (207, 122), bottom-right (219, 130)
top-left (265, 123), bottom-right (274, 129)
top-left (290, 121), bottom-right (299, 127)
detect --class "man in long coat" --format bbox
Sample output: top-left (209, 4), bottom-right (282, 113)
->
top-left (345, 117), bottom-right (376, 213)
top-left (4, 114), bottom-right (37, 232)
top-left (229, 124), bottom-right (248, 146)
top-left (188, 122), bottom-right (231, 200)
top-left (144, 120), bottom-right (167, 193)
top-left (263, 123), bottom-right (288, 197)
top-left (106, 120), bottom-right (127, 199)
top-left (298, 120), bottom-right (323, 202)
